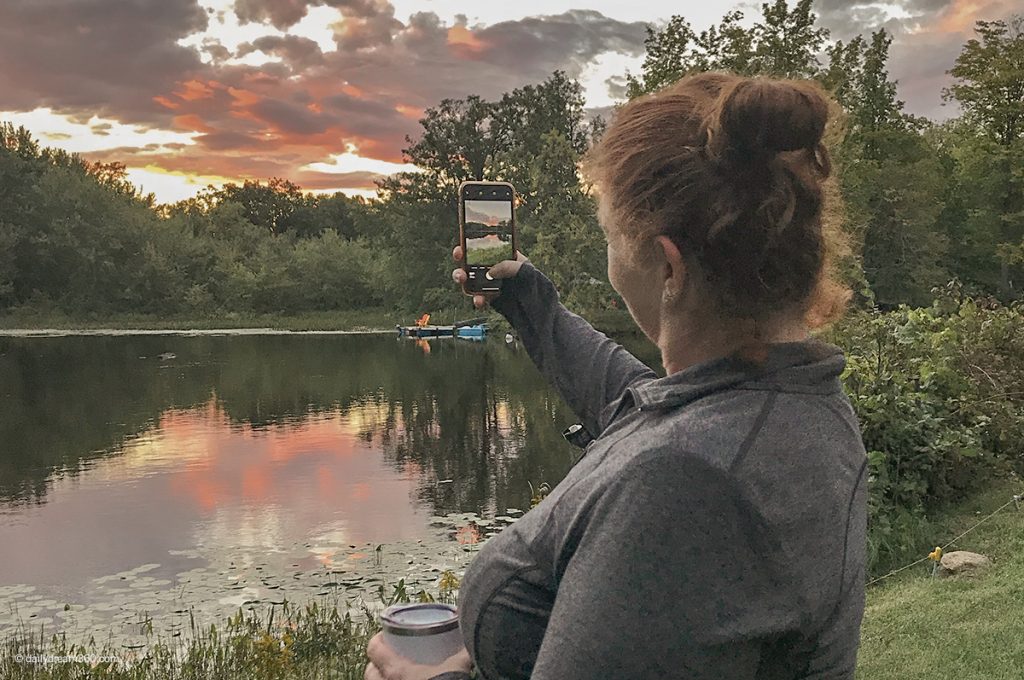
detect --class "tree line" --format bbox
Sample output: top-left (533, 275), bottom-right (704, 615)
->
top-left (0, 1), bottom-right (1021, 321)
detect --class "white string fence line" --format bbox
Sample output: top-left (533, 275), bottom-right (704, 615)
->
top-left (865, 492), bottom-right (1023, 588)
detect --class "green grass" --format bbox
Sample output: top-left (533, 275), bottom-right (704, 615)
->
top-left (857, 476), bottom-right (1024, 680)
top-left (0, 308), bottom-right (404, 332)
top-left (0, 298), bottom-right (642, 336)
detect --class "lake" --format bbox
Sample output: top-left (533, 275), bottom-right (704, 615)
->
top-left (0, 329), bottom-right (660, 645)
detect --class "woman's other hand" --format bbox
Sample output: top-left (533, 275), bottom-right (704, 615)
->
top-left (364, 632), bottom-right (473, 680)
top-left (452, 245), bottom-right (529, 309)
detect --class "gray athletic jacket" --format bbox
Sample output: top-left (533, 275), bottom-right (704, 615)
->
top-left (435, 262), bottom-right (867, 680)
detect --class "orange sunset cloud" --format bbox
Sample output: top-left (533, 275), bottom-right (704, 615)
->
top-left (2, 0), bottom-right (1008, 202)
top-left (447, 24), bottom-right (487, 54)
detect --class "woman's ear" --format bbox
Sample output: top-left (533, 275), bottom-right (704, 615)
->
top-left (654, 234), bottom-right (687, 299)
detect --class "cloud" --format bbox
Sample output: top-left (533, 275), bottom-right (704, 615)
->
top-left (329, 0), bottom-right (404, 49)
top-left (0, 0), bottom-right (208, 126)
top-left (889, 33), bottom-right (967, 119)
top-left (248, 99), bottom-right (339, 135)
top-left (83, 145), bottom-right (296, 182)
top-left (814, 0), bottom-right (1020, 120)
top-left (237, 36), bottom-right (325, 70)
top-left (194, 130), bottom-right (263, 151)
top-left (604, 74), bottom-right (629, 100)
top-left (161, 8), bottom-right (648, 163)
top-left (292, 169), bottom-right (384, 190)
top-left (234, 0), bottom-right (403, 48)
top-left (814, 0), bottom-right (957, 38)
top-left (3, 1), bottom-right (651, 198)
top-left (459, 10), bottom-right (648, 80)
top-left (235, 0), bottom-right (312, 29)
top-left (202, 40), bottom-right (234, 64)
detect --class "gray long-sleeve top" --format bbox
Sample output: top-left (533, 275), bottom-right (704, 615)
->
top-left (435, 263), bottom-right (868, 680)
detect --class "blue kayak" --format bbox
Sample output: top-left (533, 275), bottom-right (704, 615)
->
top-left (456, 324), bottom-right (486, 337)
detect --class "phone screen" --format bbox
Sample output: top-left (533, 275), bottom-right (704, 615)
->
top-left (463, 198), bottom-right (514, 267)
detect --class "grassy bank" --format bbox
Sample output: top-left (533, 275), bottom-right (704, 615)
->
top-left (857, 476), bottom-right (1024, 680)
top-left (0, 305), bottom-right (643, 336)
top-left (0, 308), bottom-right (397, 332)
top-left (3, 479), bottom-right (1020, 679)
top-left (0, 307), bottom-right (482, 333)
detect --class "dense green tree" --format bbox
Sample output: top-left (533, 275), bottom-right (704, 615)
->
top-left (381, 72), bottom-right (595, 213)
top-left (87, 161), bottom-right (149, 202)
top-left (842, 133), bottom-right (950, 307)
top-left (943, 16), bottom-right (1024, 299)
top-left (490, 71), bottom-right (594, 217)
top-left (376, 71), bottom-right (608, 315)
top-left (625, 12), bottom-right (751, 97)
top-left (945, 16), bottom-right (1024, 147)
top-left (751, 0), bottom-right (829, 78)
top-left (821, 34), bottom-right (865, 110)
top-left (521, 131), bottom-right (609, 310)
top-left (625, 0), bottom-right (826, 98)
top-left (823, 28), bottom-right (951, 306)
top-left (205, 178), bottom-right (311, 234)
top-left (312, 193), bottom-right (363, 240)
top-left (827, 30), bottom-right (910, 153)
top-left (380, 95), bottom-right (498, 205)
top-left (1, 5), bottom-right (1021, 319)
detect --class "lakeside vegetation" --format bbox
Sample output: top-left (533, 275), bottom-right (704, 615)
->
top-left (2, 479), bottom-right (1019, 679)
top-left (0, 307), bottom-right (642, 338)
top-left (0, 308), bottom-right (400, 332)
top-left (823, 292), bottom-right (1024, 574)
top-left (3, 8), bottom-right (1022, 326)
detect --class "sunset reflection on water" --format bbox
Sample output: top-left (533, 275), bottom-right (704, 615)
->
top-left (0, 333), bottom-right (658, 607)
top-left (0, 396), bottom-right (432, 586)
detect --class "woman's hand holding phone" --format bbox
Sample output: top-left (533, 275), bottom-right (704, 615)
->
top-left (452, 245), bottom-right (528, 309)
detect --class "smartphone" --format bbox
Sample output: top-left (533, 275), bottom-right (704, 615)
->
top-left (459, 181), bottom-right (516, 295)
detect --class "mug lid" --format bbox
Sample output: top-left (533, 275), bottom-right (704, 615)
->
top-left (380, 603), bottom-right (459, 637)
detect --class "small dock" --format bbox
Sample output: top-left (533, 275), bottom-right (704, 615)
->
top-left (396, 316), bottom-right (488, 339)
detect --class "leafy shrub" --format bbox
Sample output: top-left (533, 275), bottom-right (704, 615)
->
top-left (825, 281), bottom-right (1024, 573)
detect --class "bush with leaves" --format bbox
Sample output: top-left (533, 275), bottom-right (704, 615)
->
top-left (824, 281), bottom-right (1024, 572)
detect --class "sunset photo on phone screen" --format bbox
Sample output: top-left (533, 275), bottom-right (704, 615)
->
top-left (464, 199), bottom-right (514, 266)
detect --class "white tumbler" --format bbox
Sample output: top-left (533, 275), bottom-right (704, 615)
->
top-left (379, 602), bottom-right (463, 666)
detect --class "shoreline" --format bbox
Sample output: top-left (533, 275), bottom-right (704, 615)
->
top-left (0, 307), bottom-right (642, 338)
top-left (0, 328), bottom-right (396, 337)
top-left (0, 307), bottom-right (466, 335)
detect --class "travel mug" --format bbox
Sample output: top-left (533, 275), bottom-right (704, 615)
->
top-left (379, 602), bottom-right (463, 666)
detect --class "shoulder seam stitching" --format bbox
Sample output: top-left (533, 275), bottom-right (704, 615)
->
top-left (729, 391), bottom-right (779, 473)
top-left (818, 397), bottom-right (863, 441)
top-left (838, 457), bottom-right (868, 600)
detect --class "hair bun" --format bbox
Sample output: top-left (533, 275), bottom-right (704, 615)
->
top-left (711, 78), bottom-right (829, 157)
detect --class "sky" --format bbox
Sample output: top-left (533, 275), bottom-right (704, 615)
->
top-left (0, 0), bottom-right (1019, 204)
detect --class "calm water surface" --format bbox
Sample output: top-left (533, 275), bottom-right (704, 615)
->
top-left (0, 331), bottom-right (660, 642)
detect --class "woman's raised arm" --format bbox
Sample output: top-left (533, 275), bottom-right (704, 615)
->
top-left (453, 246), bottom-right (656, 439)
